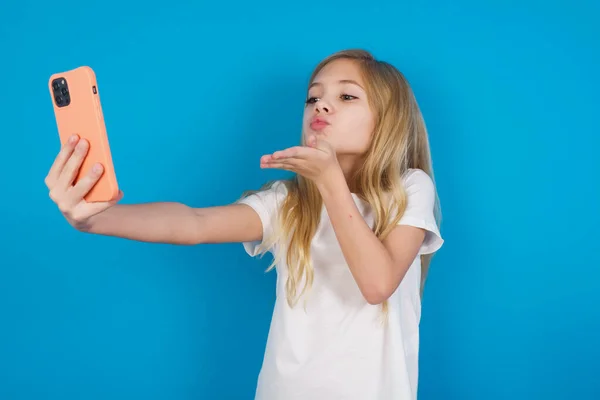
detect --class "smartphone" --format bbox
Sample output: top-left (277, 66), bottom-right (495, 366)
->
top-left (48, 66), bottom-right (119, 203)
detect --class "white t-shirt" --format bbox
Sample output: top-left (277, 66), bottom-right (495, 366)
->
top-left (237, 168), bottom-right (444, 400)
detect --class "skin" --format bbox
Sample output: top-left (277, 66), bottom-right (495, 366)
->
top-left (44, 58), bottom-right (426, 305)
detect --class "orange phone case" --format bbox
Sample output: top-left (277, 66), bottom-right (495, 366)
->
top-left (48, 66), bottom-right (119, 203)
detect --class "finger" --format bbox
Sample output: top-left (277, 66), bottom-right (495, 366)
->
top-left (56, 139), bottom-right (90, 191)
top-left (260, 154), bottom-right (274, 164)
top-left (86, 190), bottom-right (124, 212)
top-left (262, 157), bottom-right (306, 171)
top-left (71, 190), bottom-right (124, 222)
top-left (68, 163), bottom-right (104, 202)
top-left (271, 146), bottom-right (301, 159)
top-left (263, 155), bottom-right (303, 166)
top-left (45, 134), bottom-right (79, 188)
top-left (260, 162), bottom-right (296, 172)
top-left (271, 146), bottom-right (318, 160)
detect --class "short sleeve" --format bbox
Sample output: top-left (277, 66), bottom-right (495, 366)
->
top-left (236, 181), bottom-right (288, 257)
top-left (398, 169), bottom-right (444, 255)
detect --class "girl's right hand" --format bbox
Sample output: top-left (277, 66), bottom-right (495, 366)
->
top-left (45, 135), bottom-right (123, 231)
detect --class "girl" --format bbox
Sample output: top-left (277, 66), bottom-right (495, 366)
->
top-left (45, 49), bottom-right (443, 400)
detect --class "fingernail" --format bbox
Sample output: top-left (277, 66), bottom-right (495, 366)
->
top-left (69, 135), bottom-right (78, 143)
top-left (93, 163), bottom-right (102, 173)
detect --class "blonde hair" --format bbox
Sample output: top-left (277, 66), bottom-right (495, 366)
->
top-left (245, 49), bottom-right (441, 313)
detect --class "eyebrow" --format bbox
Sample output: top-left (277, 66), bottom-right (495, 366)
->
top-left (309, 79), bottom-right (365, 91)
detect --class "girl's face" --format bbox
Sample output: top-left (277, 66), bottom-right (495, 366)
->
top-left (302, 58), bottom-right (375, 157)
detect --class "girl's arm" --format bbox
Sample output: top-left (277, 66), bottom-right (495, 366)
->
top-left (45, 136), bottom-right (263, 246)
top-left (85, 202), bottom-right (262, 245)
top-left (317, 169), bottom-right (425, 305)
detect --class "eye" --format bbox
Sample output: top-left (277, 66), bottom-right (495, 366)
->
top-left (340, 94), bottom-right (357, 101)
top-left (305, 97), bottom-right (319, 104)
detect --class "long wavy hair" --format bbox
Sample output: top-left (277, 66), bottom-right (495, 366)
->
top-left (245, 49), bottom-right (441, 313)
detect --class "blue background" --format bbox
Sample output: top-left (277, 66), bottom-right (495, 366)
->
top-left (1, 0), bottom-right (599, 399)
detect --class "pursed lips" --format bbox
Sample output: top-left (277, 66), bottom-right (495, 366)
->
top-left (310, 117), bottom-right (330, 131)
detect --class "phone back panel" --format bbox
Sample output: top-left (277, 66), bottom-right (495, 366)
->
top-left (48, 66), bottom-right (119, 202)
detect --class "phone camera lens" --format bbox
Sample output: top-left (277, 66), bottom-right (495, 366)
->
top-left (61, 88), bottom-right (68, 95)
top-left (55, 95), bottom-right (63, 105)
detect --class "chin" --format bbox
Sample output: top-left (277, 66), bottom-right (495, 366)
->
top-left (302, 131), bottom-right (328, 143)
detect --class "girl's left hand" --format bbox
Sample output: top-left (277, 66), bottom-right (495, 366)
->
top-left (260, 135), bottom-right (341, 186)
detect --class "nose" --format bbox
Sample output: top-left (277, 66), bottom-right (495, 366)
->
top-left (315, 99), bottom-right (330, 114)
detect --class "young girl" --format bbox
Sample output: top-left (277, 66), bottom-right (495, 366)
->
top-left (45, 49), bottom-right (443, 400)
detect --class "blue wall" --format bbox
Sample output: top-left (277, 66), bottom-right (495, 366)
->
top-left (1, 0), bottom-right (598, 399)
